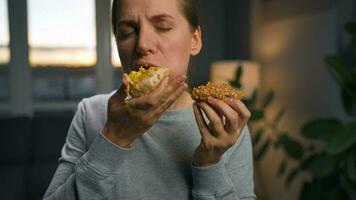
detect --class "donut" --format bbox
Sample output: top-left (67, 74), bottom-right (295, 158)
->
top-left (191, 82), bottom-right (245, 101)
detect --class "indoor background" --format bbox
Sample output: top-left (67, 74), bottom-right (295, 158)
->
top-left (0, 0), bottom-right (355, 200)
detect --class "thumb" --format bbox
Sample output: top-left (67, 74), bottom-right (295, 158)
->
top-left (112, 78), bottom-right (129, 103)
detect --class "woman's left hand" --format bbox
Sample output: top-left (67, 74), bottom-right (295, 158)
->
top-left (192, 97), bottom-right (251, 167)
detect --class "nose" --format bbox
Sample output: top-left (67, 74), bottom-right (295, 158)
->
top-left (135, 26), bottom-right (155, 56)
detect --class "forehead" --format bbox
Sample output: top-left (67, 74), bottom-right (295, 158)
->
top-left (117, 0), bottom-right (183, 19)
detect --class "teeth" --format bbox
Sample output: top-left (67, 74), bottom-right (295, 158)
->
top-left (139, 64), bottom-right (152, 70)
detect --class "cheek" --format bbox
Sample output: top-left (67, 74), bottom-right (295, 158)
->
top-left (117, 40), bottom-right (135, 68)
top-left (161, 34), bottom-right (192, 75)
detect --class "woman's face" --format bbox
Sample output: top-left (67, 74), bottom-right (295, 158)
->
top-left (115, 0), bottom-right (202, 77)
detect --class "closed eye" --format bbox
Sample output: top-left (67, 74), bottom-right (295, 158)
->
top-left (117, 23), bottom-right (137, 40)
top-left (154, 21), bottom-right (173, 32)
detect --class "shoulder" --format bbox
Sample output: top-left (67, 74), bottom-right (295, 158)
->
top-left (71, 90), bottom-right (118, 146)
top-left (75, 90), bottom-right (117, 128)
top-left (81, 90), bottom-right (117, 106)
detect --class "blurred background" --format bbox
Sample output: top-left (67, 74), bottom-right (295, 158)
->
top-left (0, 0), bottom-right (355, 199)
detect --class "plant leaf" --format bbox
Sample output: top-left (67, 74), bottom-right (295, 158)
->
top-left (250, 110), bottom-right (264, 122)
top-left (277, 158), bottom-right (288, 177)
top-left (299, 154), bottom-right (319, 171)
top-left (236, 64), bottom-right (243, 81)
top-left (341, 148), bottom-right (356, 182)
top-left (326, 122), bottom-right (356, 155)
top-left (345, 21), bottom-right (356, 36)
top-left (309, 153), bottom-right (338, 179)
top-left (352, 37), bottom-right (356, 67)
top-left (230, 80), bottom-right (242, 89)
top-left (299, 182), bottom-right (314, 200)
top-left (245, 89), bottom-right (258, 108)
top-left (325, 55), bottom-right (356, 95)
top-left (273, 108), bottom-right (285, 126)
top-left (252, 128), bottom-right (264, 146)
top-left (301, 118), bottom-right (342, 141)
top-left (274, 134), bottom-right (288, 148)
top-left (251, 89), bottom-right (258, 103)
top-left (285, 167), bottom-right (300, 188)
top-left (341, 89), bottom-right (356, 118)
top-left (230, 65), bottom-right (243, 89)
top-left (325, 188), bottom-right (350, 200)
top-left (254, 139), bottom-right (271, 161)
top-left (279, 134), bottom-right (304, 160)
top-left (262, 91), bottom-right (274, 109)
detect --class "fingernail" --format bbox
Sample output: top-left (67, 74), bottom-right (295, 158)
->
top-left (208, 97), bottom-right (215, 103)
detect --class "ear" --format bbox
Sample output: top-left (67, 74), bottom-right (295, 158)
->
top-left (190, 26), bottom-right (202, 56)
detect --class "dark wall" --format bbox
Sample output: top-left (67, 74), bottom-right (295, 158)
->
top-left (262, 0), bottom-right (334, 24)
top-left (223, 0), bottom-right (251, 60)
top-left (190, 1), bottom-right (224, 87)
top-left (191, 0), bottom-right (251, 87)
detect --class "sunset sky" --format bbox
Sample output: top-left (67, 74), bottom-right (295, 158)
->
top-left (28, 0), bottom-right (96, 48)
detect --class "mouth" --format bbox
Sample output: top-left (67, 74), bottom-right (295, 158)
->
top-left (132, 62), bottom-right (159, 71)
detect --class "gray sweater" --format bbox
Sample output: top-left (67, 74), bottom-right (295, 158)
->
top-left (43, 92), bottom-right (256, 200)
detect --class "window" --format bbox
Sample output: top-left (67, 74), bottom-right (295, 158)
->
top-left (28, 0), bottom-right (97, 101)
top-left (0, 0), bottom-right (10, 65)
top-left (28, 0), bottom-right (96, 67)
top-left (32, 69), bottom-right (96, 100)
top-left (0, 0), bottom-right (10, 101)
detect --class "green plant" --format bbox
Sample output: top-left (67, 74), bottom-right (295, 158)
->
top-left (295, 21), bottom-right (356, 200)
top-left (232, 21), bottom-right (356, 200)
top-left (230, 63), bottom-right (304, 177)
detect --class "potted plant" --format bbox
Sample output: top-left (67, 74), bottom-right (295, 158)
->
top-left (232, 21), bottom-right (356, 200)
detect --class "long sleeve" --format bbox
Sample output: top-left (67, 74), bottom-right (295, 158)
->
top-left (191, 126), bottom-right (256, 200)
top-left (43, 100), bottom-right (133, 200)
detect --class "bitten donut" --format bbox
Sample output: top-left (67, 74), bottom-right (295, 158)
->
top-left (123, 66), bottom-right (171, 97)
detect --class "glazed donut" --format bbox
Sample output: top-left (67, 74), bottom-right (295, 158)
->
top-left (124, 66), bottom-right (171, 97)
top-left (191, 82), bottom-right (245, 101)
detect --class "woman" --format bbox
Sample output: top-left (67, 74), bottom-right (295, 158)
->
top-left (44, 0), bottom-right (256, 199)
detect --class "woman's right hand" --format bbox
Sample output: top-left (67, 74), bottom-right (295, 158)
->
top-left (103, 75), bottom-right (187, 148)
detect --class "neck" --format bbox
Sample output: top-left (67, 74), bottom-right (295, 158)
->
top-left (169, 91), bottom-right (194, 110)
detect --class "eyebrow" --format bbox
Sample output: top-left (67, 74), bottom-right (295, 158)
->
top-left (118, 14), bottom-right (174, 26)
top-left (150, 14), bottom-right (174, 22)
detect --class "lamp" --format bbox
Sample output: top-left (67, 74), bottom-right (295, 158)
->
top-left (210, 60), bottom-right (261, 98)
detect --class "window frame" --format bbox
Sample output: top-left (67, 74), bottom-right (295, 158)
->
top-left (0, 0), bottom-right (10, 66)
top-left (31, 66), bottom-right (96, 101)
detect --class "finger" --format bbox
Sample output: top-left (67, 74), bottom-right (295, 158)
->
top-left (197, 101), bottom-right (226, 137)
top-left (132, 75), bottom-right (186, 108)
top-left (193, 102), bottom-right (213, 140)
top-left (154, 82), bottom-right (187, 113)
top-left (151, 75), bottom-right (186, 100)
top-left (111, 78), bottom-right (129, 103)
top-left (128, 77), bottom-right (170, 109)
top-left (224, 98), bottom-right (251, 127)
top-left (207, 97), bottom-right (239, 133)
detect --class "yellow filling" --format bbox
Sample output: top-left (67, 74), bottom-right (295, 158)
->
top-left (124, 66), bottom-right (170, 97)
